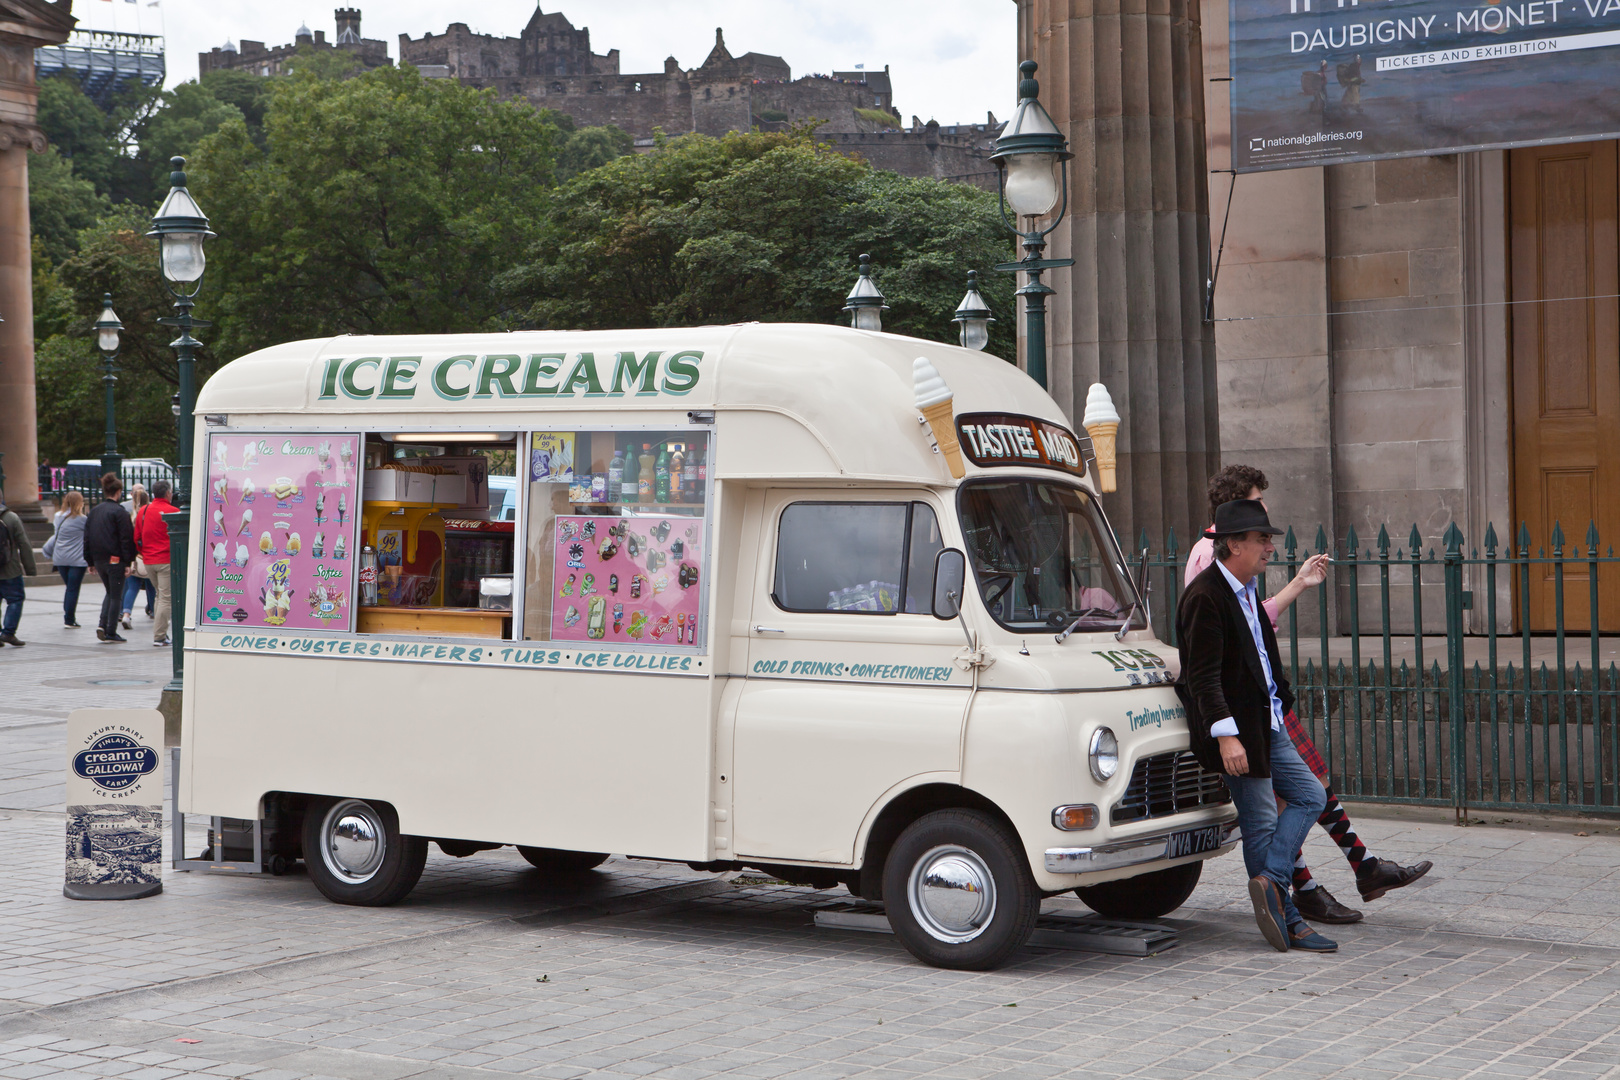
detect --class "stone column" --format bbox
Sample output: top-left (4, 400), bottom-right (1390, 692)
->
top-left (1014, 0), bottom-right (1220, 551)
top-left (0, 139), bottom-right (37, 511)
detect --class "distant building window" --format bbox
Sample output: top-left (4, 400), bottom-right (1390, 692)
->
top-left (551, 81), bottom-right (564, 93)
top-left (704, 87), bottom-right (712, 100)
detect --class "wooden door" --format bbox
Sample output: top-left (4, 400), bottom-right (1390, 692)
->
top-left (1509, 140), bottom-right (1620, 632)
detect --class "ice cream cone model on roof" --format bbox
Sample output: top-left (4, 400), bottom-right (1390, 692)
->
top-left (1082, 383), bottom-right (1121, 493)
top-left (914, 357), bottom-right (964, 479)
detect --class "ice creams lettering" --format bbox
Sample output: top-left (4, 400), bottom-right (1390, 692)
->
top-left (913, 357), bottom-right (965, 479)
top-left (1082, 383), bottom-right (1120, 494)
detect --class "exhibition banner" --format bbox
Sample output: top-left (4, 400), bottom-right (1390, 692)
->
top-left (1230, 0), bottom-right (1620, 172)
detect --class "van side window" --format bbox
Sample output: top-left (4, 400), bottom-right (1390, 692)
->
top-left (773, 502), bottom-right (939, 614)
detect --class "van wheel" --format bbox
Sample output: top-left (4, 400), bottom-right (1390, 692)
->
top-left (302, 797), bottom-right (426, 906)
top-left (881, 809), bottom-right (1039, 970)
top-left (517, 847), bottom-right (609, 874)
top-left (1074, 860), bottom-right (1202, 919)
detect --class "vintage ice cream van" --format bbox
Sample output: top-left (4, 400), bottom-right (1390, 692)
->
top-left (178, 322), bottom-right (1236, 970)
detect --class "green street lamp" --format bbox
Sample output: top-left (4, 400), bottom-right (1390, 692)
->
top-left (94, 293), bottom-right (124, 480)
top-left (951, 271), bottom-right (995, 352)
top-left (842, 253), bottom-right (888, 332)
top-left (991, 61), bottom-right (1074, 390)
top-left (148, 155), bottom-right (214, 699)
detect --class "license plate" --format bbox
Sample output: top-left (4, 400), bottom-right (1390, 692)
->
top-left (1164, 825), bottom-right (1222, 859)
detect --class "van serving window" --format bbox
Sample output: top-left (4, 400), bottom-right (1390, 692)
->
top-left (773, 502), bottom-right (940, 614)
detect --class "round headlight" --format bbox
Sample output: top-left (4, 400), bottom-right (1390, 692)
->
top-left (1089, 727), bottom-right (1119, 783)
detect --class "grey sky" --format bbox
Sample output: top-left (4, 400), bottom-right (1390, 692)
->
top-left (85, 1), bottom-right (1016, 127)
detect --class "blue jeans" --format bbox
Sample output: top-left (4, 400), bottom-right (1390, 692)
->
top-left (1223, 728), bottom-right (1327, 929)
top-left (0, 576), bottom-right (22, 635)
top-left (122, 573), bottom-right (155, 615)
top-left (57, 565), bottom-right (87, 624)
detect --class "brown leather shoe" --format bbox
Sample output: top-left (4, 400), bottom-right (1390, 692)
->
top-left (0, 632), bottom-right (24, 647)
top-left (1357, 858), bottom-right (1434, 902)
top-left (1293, 885), bottom-right (1363, 924)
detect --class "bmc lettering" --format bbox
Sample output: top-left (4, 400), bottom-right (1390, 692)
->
top-left (318, 350), bottom-right (704, 402)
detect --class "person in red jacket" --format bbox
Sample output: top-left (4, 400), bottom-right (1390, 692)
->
top-left (135, 480), bottom-right (177, 647)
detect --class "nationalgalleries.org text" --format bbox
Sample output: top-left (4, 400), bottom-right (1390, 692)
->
top-left (1257, 130), bottom-right (1364, 150)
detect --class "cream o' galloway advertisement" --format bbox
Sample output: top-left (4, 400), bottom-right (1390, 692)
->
top-left (64, 709), bottom-right (165, 901)
top-left (1230, 0), bottom-right (1620, 172)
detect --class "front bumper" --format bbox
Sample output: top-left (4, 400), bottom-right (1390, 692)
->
top-left (1045, 821), bottom-right (1241, 874)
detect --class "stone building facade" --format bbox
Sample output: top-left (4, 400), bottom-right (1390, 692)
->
top-left (0, 0), bottom-right (74, 522)
top-left (400, 10), bottom-right (996, 189)
top-left (1017, 0), bottom-right (1619, 632)
top-left (198, 8), bottom-right (389, 78)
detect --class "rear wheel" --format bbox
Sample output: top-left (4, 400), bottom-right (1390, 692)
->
top-left (1074, 860), bottom-right (1202, 919)
top-left (881, 809), bottom-right (1039, 970)
top-left (516, 846), bottom-right (609, 874)
top-left (302, 797), bottom-right (426, 906)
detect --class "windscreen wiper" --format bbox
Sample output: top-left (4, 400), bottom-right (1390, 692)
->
top-left (1053, 606), bottom-right (1112, 645)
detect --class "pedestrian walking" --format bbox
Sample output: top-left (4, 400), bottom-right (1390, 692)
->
top-left (137, 480), bottom-right (177, 647)
top-left (43, 491), bottom-right (89, 627)
top-left (1185, 465), bottom-right (1432, 919)
top-left (120, 484), bottom-right (156, 629)
top-left (1176, 498), bottom-right (1337, 953)
top-left (0, 494), bottom-right (38, 646)
top-left (84, 474), bottom-right (136, 643)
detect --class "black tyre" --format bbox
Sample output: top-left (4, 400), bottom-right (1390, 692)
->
top-left (516, 846), bottom-right (610, 874)
top-left (302, 797), bottom-right (427, 906)
top-left (1074, 859), bottom-right (1203, 919)
top-left (881, 809), bottom-right (1039, 970)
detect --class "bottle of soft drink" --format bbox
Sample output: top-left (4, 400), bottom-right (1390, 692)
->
top-left (669, 444), bottom-right (685, 503)
top-left (608, 447), bottom-right (625, 504)
top-left (654, 444), bottom-right (671, 503)
top-left (684, 445), bottom-right (700, 502)
top-left (638, 444), bottom-right (655, 504)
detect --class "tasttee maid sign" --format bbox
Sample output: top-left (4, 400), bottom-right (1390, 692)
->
top-left (64, 709), bottom-right (166, 901)
top-left (1229, 0), bottom-right (1620, 171)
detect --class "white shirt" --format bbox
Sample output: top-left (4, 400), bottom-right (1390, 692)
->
top-left (1209, 560), bottom-right (1285, 738)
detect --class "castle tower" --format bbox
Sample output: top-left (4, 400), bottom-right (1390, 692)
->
top-left (1013, 0), bottom-right (1219, 550)
top-left (335, 8), bottom-right (362, 45)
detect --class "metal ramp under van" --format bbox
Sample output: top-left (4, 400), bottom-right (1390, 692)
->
top-left (812, 901), bottom-right (1180, 956)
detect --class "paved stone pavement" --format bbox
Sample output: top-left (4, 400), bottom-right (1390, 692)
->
top-left (3, 588), bottom-right (1619, 1079)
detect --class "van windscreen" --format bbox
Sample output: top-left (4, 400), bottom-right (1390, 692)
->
top-left (957, 480), bottom-right (1142, 634)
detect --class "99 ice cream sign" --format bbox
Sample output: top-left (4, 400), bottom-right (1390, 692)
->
top-left (956, 413), bottom-right (1086, 479)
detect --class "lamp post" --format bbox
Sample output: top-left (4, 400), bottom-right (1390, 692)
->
top-left (148, 155), bottom-right (214, 700)
top-left (991, 61), bottom-right (1073, 390)
top-left (951, 271), bottom-right (994, 352)
top-left (842, 253), bottom-right (888, 332)
top-left (94, 294), bottom-right (124, 480)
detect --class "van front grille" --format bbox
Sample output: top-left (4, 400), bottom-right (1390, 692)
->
top-left (1110, 750), bottom-right (1230, 825)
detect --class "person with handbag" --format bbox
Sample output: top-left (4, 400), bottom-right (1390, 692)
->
top-left (84, 474), bottom-right (136, 643)
top-left (137, 480), bottom-right (178, 646)
top-left (44, 491), bottom-right (89, 627)
top-left (120, 484), bottom-right (157, 629)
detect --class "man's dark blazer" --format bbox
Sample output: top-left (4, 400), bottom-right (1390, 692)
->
top-left (1174, 561), bottom-right (1294, 779)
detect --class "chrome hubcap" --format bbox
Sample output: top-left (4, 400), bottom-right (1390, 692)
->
top-left (321, 799), bottom-right (386, 883)
top-left (908, 844), bottom-right (996, 944)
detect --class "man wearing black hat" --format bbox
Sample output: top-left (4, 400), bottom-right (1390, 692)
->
top-left (1176, 499), bottom-right (1336, 953)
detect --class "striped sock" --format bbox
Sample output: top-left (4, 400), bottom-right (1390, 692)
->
top-left (1317, 786), bottom-right (1369, 872)
top-left (1292, 851), bottom-right (1316, 892)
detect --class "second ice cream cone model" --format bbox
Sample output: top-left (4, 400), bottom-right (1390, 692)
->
top-left (1082, 383), bottom-right (1121, 493)
top-left (913, 357), bottom-right (964, 479)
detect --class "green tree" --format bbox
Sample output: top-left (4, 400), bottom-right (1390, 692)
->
top-left (35, 75), bottom-right (161, 204)
top-left (198, 69), bottom-right (273, 146)
top-left (27, 145), bottom-right (109, 266)
top-left (137, 81), bottom-right (246, 198)
top-left (35, 207), bottom-right (209, 464)
top-left (502, 131), bottom-right (1016, 358)
top-left (189, 65), bottom-right (564, 359)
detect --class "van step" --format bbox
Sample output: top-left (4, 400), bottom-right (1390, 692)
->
top-left (811, 901), bottom-right (1180, 956)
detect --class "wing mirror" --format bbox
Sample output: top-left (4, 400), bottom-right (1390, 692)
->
top-left (932, 548), bottom-right (967, 620)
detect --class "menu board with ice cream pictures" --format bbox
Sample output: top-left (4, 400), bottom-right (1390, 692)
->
top-left (199, 432), bottom-right (364, 632)
top-left (551, 513), bottom-right (704, 647)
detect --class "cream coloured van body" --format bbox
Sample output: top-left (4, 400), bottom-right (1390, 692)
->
top-left (179, 323), bottom-right (1236, 970)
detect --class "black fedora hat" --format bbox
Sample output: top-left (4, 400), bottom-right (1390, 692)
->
top-left (1205, 498), bottom-right (1284, 539)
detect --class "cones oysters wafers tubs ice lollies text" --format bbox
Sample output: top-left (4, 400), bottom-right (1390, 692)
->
top-left (1082, 383), bottom-right (1120, 493)
top-left (913, 357), bottom-right (964, 479)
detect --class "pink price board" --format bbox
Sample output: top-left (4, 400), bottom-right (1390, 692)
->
top-left (551, 513), bottom-right (703, 646)
top-left (199, 432), bottom-right (362, 631)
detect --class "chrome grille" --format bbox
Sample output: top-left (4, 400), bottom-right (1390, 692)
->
top-left (1110, 750), bottom-right (1230, 825)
